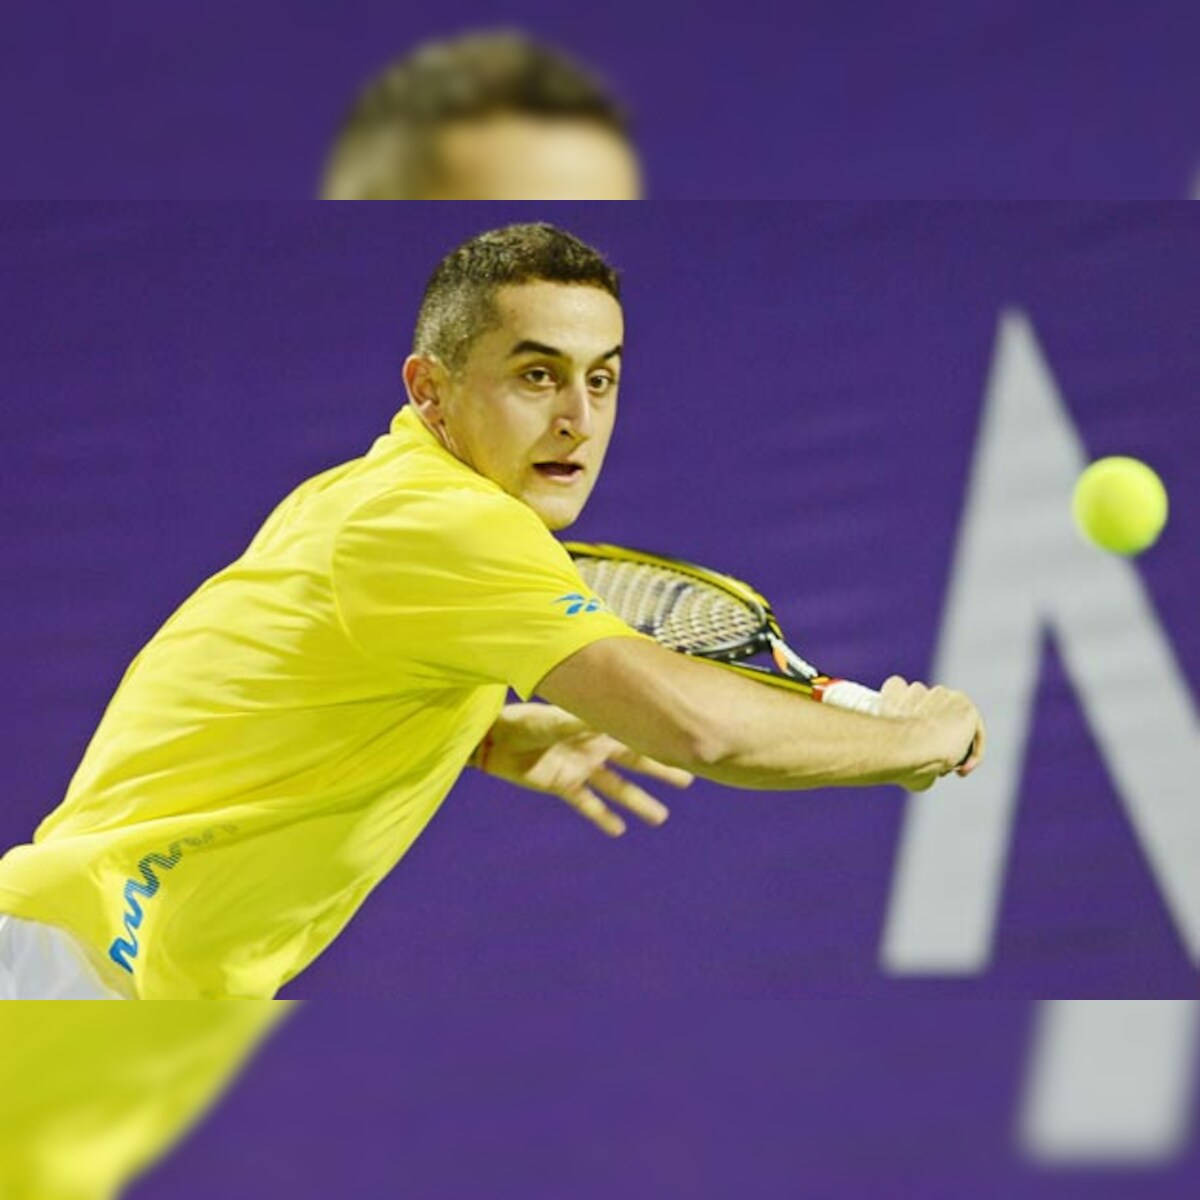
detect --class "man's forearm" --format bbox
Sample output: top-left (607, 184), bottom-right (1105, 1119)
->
top-left (690, 674), bottom-right (941, 790)
top-left (537, 637), bottom-right (945, 792)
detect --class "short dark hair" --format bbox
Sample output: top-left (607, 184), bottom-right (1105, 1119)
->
top-left (323, 30), bottom-right (633, 199)
top-left (413, 223), bottom-right (622, 373)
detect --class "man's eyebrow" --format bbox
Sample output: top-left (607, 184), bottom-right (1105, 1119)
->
top-left (507, 340), bottom-right (623, 363)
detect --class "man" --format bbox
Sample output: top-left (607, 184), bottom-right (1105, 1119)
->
top-left (321, 30), bottom-right (642, 200)
top-left (0, 222), bottom-right (983, 1000)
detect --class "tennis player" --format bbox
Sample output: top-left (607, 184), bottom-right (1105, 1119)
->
top-left (0, 222), bottom-right (983, 1000)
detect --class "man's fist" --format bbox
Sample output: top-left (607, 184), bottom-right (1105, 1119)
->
top-left (878, 676), bottom-right (985, 791)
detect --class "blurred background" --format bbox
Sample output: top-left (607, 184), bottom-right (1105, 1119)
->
top-left (3, 0), bottom-right (1200, 198)
top-left (2, 202), bottom-right (1198, 1191)
top-left (116, 999), bottom-right (1195, 1199)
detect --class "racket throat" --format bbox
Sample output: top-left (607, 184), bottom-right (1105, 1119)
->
top-left (768, 635), bottom-right (821, 684)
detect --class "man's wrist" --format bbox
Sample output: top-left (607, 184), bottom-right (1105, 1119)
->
top-left (895, 715), bottom-right (947, 779)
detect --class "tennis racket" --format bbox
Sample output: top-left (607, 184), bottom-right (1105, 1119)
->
top-left (564, 542), bottom-right (883, 716)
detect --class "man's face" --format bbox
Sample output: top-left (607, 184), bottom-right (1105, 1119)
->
top-left (421, 115), bottom-right (642, 200)
top-left (407, 282), bottom-right (623, 530)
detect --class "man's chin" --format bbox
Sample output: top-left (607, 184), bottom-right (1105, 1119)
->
top-left (541, 508), bottom-right (580, 533)
top-left (525, 495), bottom-right (581, 531)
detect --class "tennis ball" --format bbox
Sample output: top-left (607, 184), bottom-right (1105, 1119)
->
top-left (1071, 456), bottom-right (1168, 556)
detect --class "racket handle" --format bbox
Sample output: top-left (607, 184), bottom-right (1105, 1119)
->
top-left (814, 679), bottom-right (883, 716)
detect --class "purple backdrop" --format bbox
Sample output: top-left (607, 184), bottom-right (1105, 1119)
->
top-left (126, 998), bottom-right (1200, 1200)
top-left (4, 204), bottom-right (1199, 1192)
top-left (4, 2), bottom-right (1200, 198)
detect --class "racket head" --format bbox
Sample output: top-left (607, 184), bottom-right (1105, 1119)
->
top-left (564, 543), bottom-right (819, 689)
top-left (565, 542), bottom-right (881, 714)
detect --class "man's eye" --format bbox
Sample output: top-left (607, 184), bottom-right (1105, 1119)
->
top-left (523, 368), bottom-right (554, 385)
top-left (590, 374), bottom-right (615, 391)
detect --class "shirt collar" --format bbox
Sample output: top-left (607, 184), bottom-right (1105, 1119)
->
top-left (389, 404), bottom-right (439, 444)
top-left (389, 405), bottom-right (487, 483)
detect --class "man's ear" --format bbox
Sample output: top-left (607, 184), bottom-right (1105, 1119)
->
top-left (402, 354), bottom-right (451, 441)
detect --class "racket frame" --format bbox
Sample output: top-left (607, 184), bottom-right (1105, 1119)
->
top-left (564, 541), bottom-right (830, 697)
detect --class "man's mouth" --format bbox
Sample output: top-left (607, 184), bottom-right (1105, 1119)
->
top-left (533, 461), bottom-right (584, 481)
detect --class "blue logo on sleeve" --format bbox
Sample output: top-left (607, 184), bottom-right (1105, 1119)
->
top-left (553, 592), bottom-right (605, 615)
top-left (108, 823), bottom-right (238, 974)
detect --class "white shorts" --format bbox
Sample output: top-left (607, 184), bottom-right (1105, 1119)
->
top-left (0, 914), bottom-right (130, 1000)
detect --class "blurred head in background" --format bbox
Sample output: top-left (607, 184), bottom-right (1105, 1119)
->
top-left (322, 30), bottom-right (641, 200)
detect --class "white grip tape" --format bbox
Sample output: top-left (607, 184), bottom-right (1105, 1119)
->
top-left (819, 679), bottom-right (883, 716)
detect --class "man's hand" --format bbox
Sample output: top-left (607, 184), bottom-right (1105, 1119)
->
top-left (471, 702), bottom-right (694, 836)
top-left (878, 675), bottom-right (986, 792)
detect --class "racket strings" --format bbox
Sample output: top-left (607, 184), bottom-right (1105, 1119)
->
top-left (574, 557), bottom-right (763, 656)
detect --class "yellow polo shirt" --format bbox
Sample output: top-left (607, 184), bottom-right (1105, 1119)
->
top-left (0, 407), bottom-right (640, 998)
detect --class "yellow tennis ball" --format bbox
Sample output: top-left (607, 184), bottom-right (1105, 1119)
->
top-left (1072, 456), bottom-right (1168, 556)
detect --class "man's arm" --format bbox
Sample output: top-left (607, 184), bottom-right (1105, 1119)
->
top-left (535, 636), bottom-right (982, 792)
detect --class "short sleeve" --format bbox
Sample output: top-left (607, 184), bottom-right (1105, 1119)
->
top-left (331, 486), bottom-right (649, 699)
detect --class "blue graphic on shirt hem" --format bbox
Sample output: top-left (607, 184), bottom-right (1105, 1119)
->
top-left (108, 823), bottom-right (238, 974)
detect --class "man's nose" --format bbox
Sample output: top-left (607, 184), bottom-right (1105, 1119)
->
top-left (554, 380), bottom-right (593, 438)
